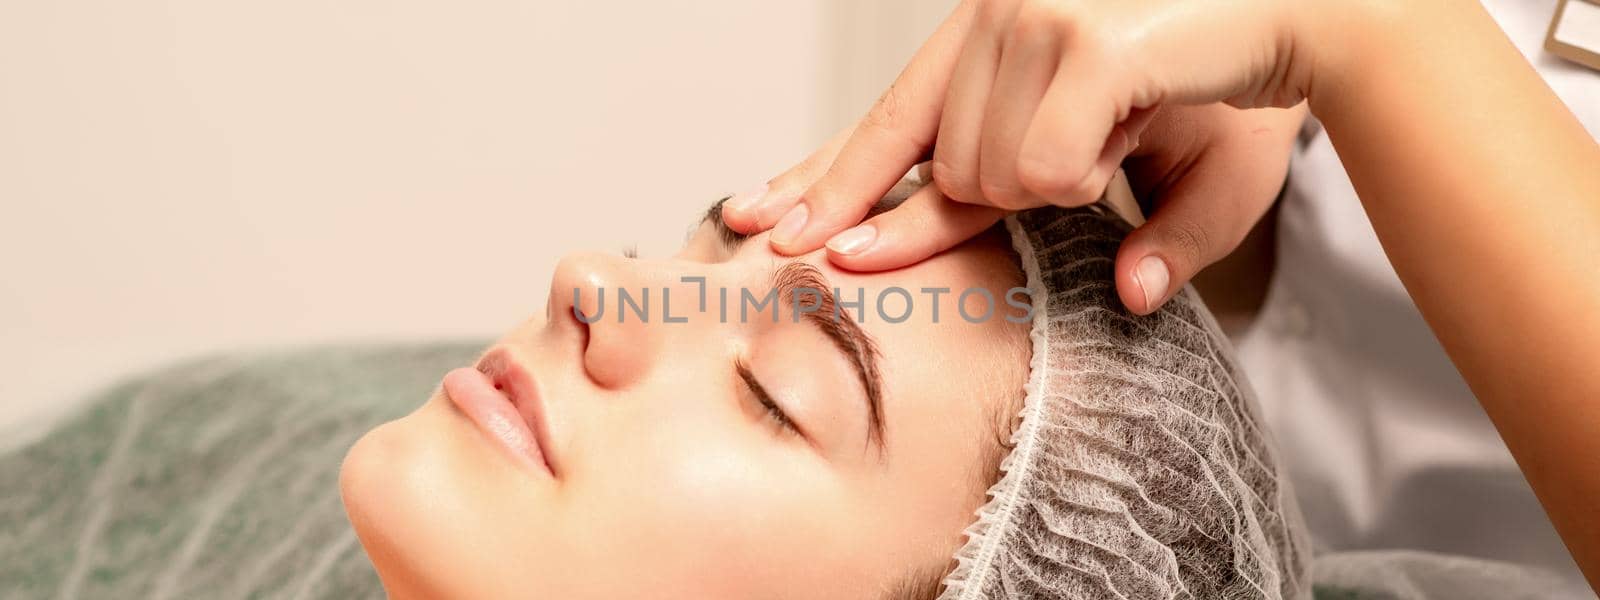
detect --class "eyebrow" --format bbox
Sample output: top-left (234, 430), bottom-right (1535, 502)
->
top-left (771, 262), bottom-right (886, 452)
top-left (699, 198), bottom-right (887, 451)
top-left (702, 197), bottom-right (749, 247)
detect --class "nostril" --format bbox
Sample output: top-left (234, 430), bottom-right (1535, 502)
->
top-left (570, 307), bottom-right (591, 350)
top-left (567, 306), bottom-right (602, 384)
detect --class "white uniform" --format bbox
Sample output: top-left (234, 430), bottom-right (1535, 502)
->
top-left (1236, 0), bottom-right (1600, 592)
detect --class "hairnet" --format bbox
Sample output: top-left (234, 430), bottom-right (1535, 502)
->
top-left (936, 203), bottom-right (1311, 599)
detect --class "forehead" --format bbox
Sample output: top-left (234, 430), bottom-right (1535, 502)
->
top-left (827, 227), bottom-right (1028, 510)
top-left (842, 235), bottom-right (1027, 429)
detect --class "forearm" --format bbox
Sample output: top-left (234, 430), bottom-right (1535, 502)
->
top-left (1307, 0), bottom-right (1600, 585)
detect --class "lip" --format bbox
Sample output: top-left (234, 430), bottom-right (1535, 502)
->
top-left (442, 347), bottom-right (558, 477)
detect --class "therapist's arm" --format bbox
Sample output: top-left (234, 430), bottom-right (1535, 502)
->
top-left (1308, 0), bottom-right (1600, 587)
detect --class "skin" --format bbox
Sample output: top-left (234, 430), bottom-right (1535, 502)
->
top-left (340, 215), bottom-right (1029, 599)
top-left (721, 2), bottom-right (1309, 317)
top-left (726, 0), bottom-right (1600, 590)
top-left (725, 103), bottom-right (1304, 317)
top-left (1307, 1), bottom-right (1600, 588)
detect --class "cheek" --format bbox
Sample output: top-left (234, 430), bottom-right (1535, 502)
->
top-left (567, 409), bottom-right (862, 596)
top-left (581, 413), bottom-right (834, 539)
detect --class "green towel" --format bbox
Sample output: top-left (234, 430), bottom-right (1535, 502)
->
top-left (0, 342), bottom-right (482, 599)
top-left (5, 342), bottom-right (1579, 599)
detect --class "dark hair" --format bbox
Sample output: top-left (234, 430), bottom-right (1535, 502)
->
top-left (884, 563), bottom-right (948, 600)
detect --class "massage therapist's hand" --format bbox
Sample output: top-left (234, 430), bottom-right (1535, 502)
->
top-left (720, 0), bottom-right (1325, 313)
top-left (736, 0), bottom-right (1600, 588)
top-left (726, 102), bottom-right (1305, 315)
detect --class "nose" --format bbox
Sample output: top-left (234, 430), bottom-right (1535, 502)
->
top-left (548, 252), bottom-right (687, 389)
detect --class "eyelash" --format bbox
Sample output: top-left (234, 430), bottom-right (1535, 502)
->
top-left (734, 359), bottom-right (801, 437)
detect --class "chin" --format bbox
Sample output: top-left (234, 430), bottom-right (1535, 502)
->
top-left (341, 391), bottom-right (576, 598)
top-left (339, 397), bottom-right (498, 598)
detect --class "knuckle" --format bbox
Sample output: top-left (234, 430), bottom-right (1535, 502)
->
top-left (978, 176), bottom-right (1022, 209)
top-left (1015, 156), bottom-right (1072, 197)
top-left (1007, 10), bottom-right (1048, 43)
top-left (974, 0), bottom-right (1014, 30)
top-left (1067, 171), bottom-right (1109, 205)
top-left (1058, 16), bottom-right (1123, 63)
top-left (935, 177), bottom-right (976, 207)
top-left (930, 160), bottom-right (980, 204)
top-left (864, 85), bottom-right (906, 132)
top-left (1044, 4), bottom-right (1082, 42)
top-left (1163, 221), bottom-right (1214, 268)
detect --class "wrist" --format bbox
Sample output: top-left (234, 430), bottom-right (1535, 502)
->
top-left (1295, 0), bottom-right (1465, 116)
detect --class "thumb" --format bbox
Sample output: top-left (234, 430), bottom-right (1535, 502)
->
top-left (1114, 170), bottom-right (1272, 315)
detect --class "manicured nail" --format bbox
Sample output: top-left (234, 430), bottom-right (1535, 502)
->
top-left (725, 183), bottom-right (767, 217)
top-left (826, 224), bottom-right (877, 255)
top-left (1134, 255), bottom-right (1170, 312)
top-left (769, 203), bottom-right (809, 246)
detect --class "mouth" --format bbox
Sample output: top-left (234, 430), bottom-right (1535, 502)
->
top-left (441, 346), bottom-right (558, 477)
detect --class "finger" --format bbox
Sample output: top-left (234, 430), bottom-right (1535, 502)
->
top-left (1061, 105), bottom-right (1160, 204)
top-left (976, 4), bottom-right (1061, 210)
top-left (823, 183), bottom-right (1006, 271)
top-left (1015, 42), bottom-right (1127, 206)
top-left (768, 0), bottom-right (980, 255)
top-left (929, 0), bottom-right (1007, 207)
top-left (1113, 153), bottom-right (1279, 315)
top-left (722, 126), bottom-right (853, 234)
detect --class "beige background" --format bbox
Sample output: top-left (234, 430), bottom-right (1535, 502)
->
top-left (0, 1), bottom-right (957, 442)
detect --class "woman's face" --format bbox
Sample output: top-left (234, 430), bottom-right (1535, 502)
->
top-left (340, 203), bottom-right (1029, 599)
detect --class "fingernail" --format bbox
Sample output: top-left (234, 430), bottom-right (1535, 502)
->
top-left (725, 183), bottom-right (768, 216)
top-left (769, 203), bottom-right (809, 246)
top-left (826, 224), bottom-right (877, 255)
top-left (1134, 255), bottom-right (1170, 312)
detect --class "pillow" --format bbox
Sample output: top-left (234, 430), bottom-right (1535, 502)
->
top-left (0, 342), bottom-right (482, 599)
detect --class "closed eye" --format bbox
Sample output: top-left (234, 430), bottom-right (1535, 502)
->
top-left (735, 359), bottom-right (804, 439)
